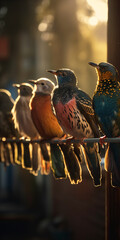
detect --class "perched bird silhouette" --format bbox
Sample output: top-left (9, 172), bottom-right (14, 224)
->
top-left (48, 68), bottom-right (102, 187)
top-left (12, 83), bottom-right (50, 175)
top-left (29, 77), bottom-right (83, 184)
top-left (89, 61), bottom-right (120, 187)
top-left (0, 89), bottom-right (19, 165)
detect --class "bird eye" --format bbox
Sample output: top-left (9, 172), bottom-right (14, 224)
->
top-left (62, 72), bottom-right (67, 77)
top-left (58, 71), bottom-right (67, 76)
top-left (101, 66), bottom-right (105, 71)
top-left (58, 72), bottom-right (63, 76)
top-left (41, 82), bottom-right (44, 85)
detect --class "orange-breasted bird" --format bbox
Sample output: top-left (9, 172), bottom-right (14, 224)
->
top-left (29, 77), bottom-right (83, 184)
top-left (48, 68), bottom-right (102, 187)
top-left (12, 83), bottom-right (50, 175)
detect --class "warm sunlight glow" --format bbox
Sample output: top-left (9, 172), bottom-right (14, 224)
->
top-left (76, 0), bottom-right (107, 27)
top-left (38, 22), bottom-right (48, 32)
top-left (88, 16), bottom-right (98, 26)
top-left (87, 0), bottom-right (108, 23)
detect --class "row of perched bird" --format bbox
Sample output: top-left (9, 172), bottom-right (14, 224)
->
top-left (0, 61), bottom-right (120, 187)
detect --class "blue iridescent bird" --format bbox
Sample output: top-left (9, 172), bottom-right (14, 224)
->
top-left (89, 61), bottom-right (120, 187)
top-left (48, 68), bottom-right (102, 187)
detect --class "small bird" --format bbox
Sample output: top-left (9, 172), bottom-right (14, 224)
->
top-left (0, 89), bottom-right (18, 138)
top-left (12, 83), bottom-right (50, 175)
top-left (0, 89), bottom-right (19, 165)
top-left (89, 61), bottom-right (120, 187)
top-left (29, 77), bottom-right (83, 184)
top-left (48, 68), bottom-right (102, 187)
top-left (12, 83), bottom-right (37, 138)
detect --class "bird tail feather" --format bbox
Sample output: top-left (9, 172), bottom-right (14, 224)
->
top-left (73, 143), bottom-right (84, 163)
top-left (60, 144), bottom-right (82, 184)
top-left (105, 143), bottom-right (120, 187)
top-left (30, 143), bottom-right (41, 176)
top-left (50, 143), bottom-right (67, 179)
top-left (83, 142), bottom-right (102, 187)
top-left (21, 142), bottom-right (32, 170)
top-left (0, 142), bottom-right (13, 166)
top-left (39, 143), bottom-right (51, 175)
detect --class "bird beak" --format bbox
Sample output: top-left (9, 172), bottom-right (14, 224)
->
top-left (47, 70), bottom-right (58, 75)
top-left (12, 84), bottom-right (20, 89)
top-left (28, 80), bottom-right (37, 84)
top-left (88, 62), bottom-right (99, 69)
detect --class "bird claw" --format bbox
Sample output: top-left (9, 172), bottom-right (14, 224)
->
top-left (51, 134), bottom-right (67, 144)
top-left (60, 134), bottom-right (68, 140)
top-left (65, 136), bottom-right (75, 144)
top-left (99, 135), bottom-right (107, 147)
top-left (60, 136), bottom-right (86, 145)
top-left (65, 137), bottom-right (85, 145)
top-left (80, 138), bottom-right (86, 146)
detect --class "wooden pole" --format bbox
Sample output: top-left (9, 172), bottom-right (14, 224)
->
top-left (105, 173), bottom-right (120, 240)
top-left (106, 1), bottom-right (120, 239)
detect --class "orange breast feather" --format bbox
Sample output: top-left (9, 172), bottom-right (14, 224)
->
top-left (31, 95), bottom-right (64, 139)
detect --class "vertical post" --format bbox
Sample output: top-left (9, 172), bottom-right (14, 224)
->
top-left (106, 1), bottom-right (120, 239)
top-left (105, 173), bottom-right (120, 240)
top-left (108, 0), bottom-right (120, 71)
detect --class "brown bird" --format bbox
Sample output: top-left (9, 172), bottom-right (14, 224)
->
top-left (12, 83), bottom-right (50, 175)
top-left (29, 77), bottom-right (83, 184)
top-left (0, 89), bottom-right (19, 166)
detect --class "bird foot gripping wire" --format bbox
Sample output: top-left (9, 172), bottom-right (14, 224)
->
top-left (99, 135), bottom-right (107, 147)
top-left (79, 138), bottom-right (86, 146)
top-left (49, 134), bottom-right (67, 144)
top-left (64, 136), bottom-right (86, 146)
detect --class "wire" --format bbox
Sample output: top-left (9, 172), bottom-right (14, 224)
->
top-left (0, 137), bottom-right (120, 144)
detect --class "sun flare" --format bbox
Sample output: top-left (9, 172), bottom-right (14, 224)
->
top-left (87, 0), bottom-right (108, 23)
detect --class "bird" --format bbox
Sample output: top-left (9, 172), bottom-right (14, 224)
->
top-left (12, 83), bottom-right (50, 175)
top-left (89, 61), bottom-right (120, 187)
top-left (48, 68), bottom-right (102, 187)
top-left (0, 89), bottom-right (18, 138)
top-left (0, 89), bottom-right (19, 166)
top-left (29, 77), bottom-right (83, 184)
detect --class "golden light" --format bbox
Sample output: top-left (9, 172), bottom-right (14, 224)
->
top-left (38, 22), bottom-right (48, 32)
top-left (88, 16), bottom-right (98, 26)
top-left (87, 0), bottom-right (108, 23)
top-left (76, 0), bottom-right (107, 27)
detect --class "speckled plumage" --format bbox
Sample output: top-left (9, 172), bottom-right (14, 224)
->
top-left (53, 86), bottom-right (99, 139)
top-left (90, 61), bottom-right (120, 187)
top-left (49, 68), bottom-right (102, 186)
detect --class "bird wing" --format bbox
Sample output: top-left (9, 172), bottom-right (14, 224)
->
top-left (75, 89), bottom-right (100, 137)
top-left (112, 94), bottom-right (120, 137)
top-left (0, 111), bottom-right (19, 138)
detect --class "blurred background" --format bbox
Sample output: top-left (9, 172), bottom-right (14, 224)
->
top-left (0, 0), bottom-right (107, 239)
